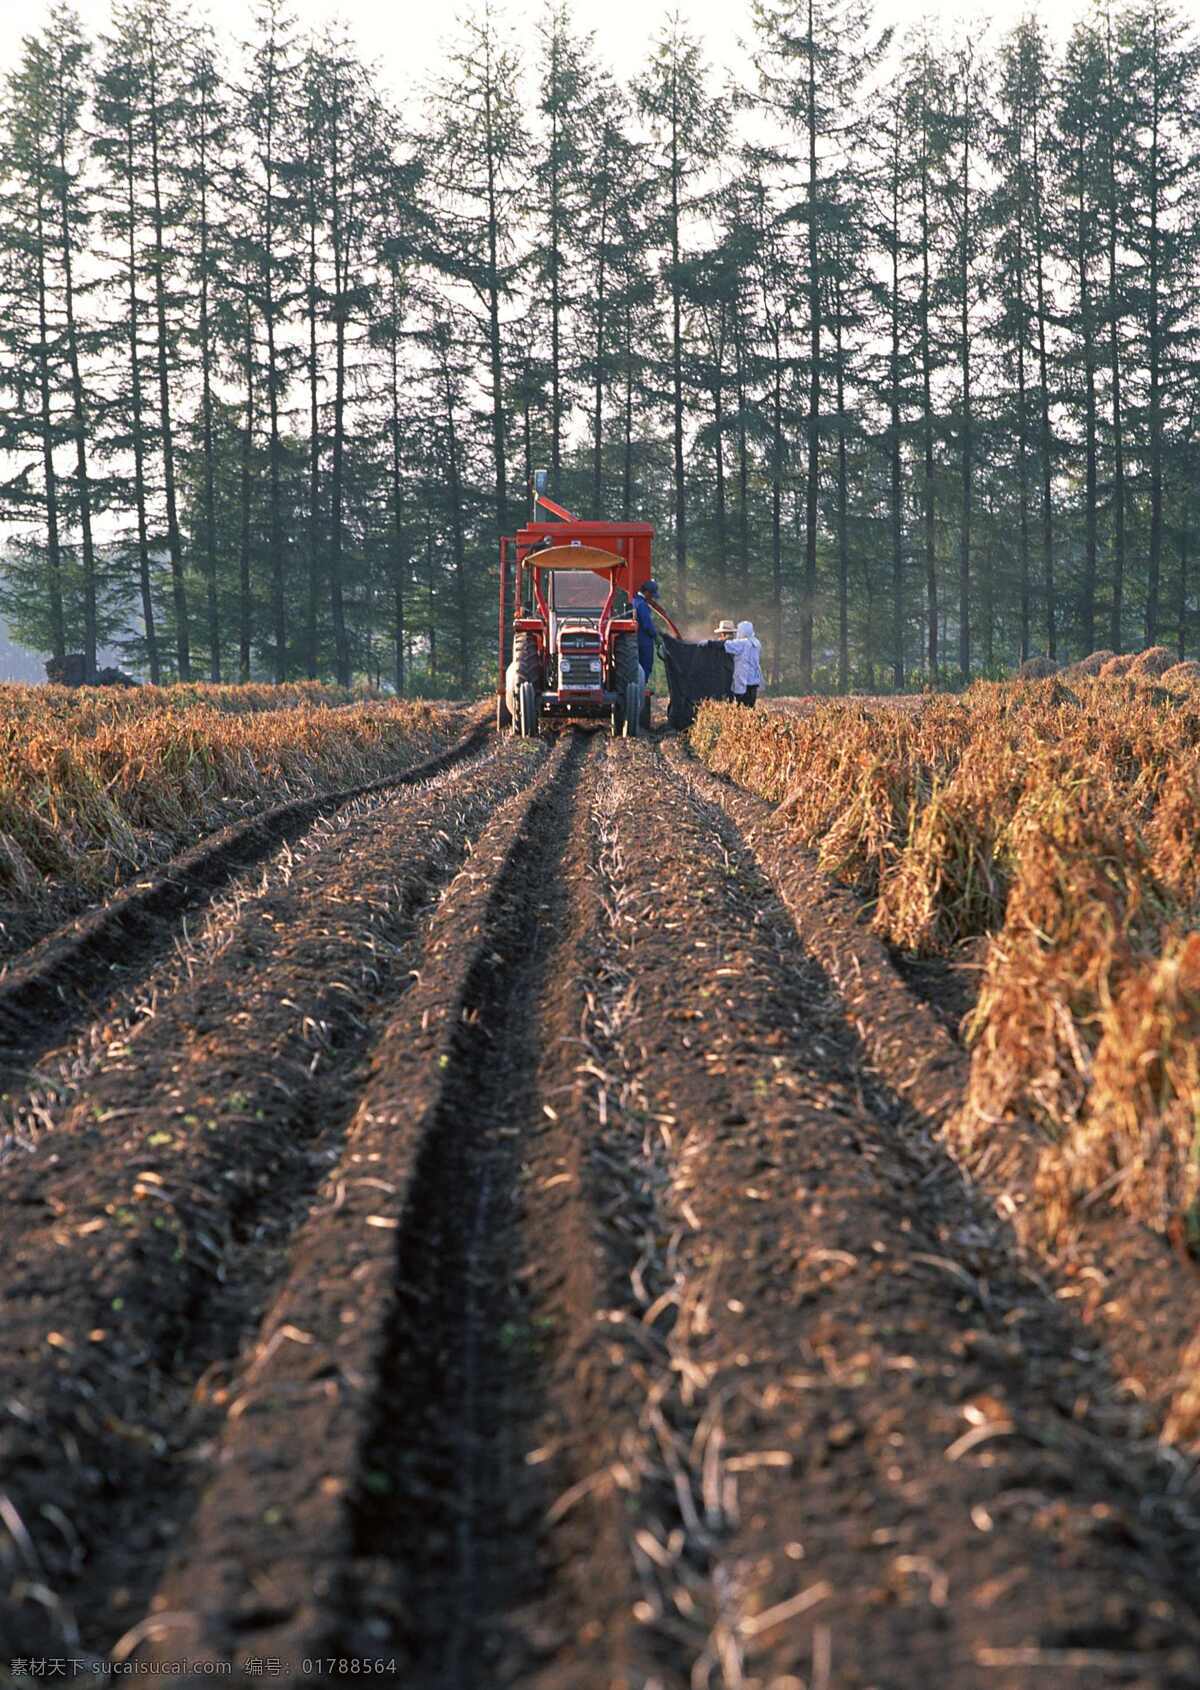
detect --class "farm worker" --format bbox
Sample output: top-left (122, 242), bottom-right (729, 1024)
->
top-left (725, 620), bottom-right (764, 708)
top-left (713, 618), bottom-right (738, 641)
top-left (634, 578), bottom-right (662, 684)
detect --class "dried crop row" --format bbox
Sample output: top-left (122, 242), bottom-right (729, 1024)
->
top-left (689, 685), bottom-right (1200, 1438)
top-left (666, 738), bottom-right (1200, 1465)
top-left (0, 678), bottom-right (375, 730)
top-left (0, 707), bottom-right (492, 1091)
top-left (0, 687), bottom-right (464, 933)
top-left (0, 731), bottom-right (546, 1656)
top-left (607, 741), bottom-right (1200, 1689)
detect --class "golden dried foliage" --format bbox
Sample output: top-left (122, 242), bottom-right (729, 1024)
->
top-left (0, 685), bottom-right (458, 910)
top-left (1127, 644), bottom-right (1178, 678)
top-left (691, 678), bottom-right (1200, 1246)
top-left (1059, 931), bottom-right (1200, 1235)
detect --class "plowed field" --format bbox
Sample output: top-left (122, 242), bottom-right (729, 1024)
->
top-left (3, 719), bottom-right (1200, 1689)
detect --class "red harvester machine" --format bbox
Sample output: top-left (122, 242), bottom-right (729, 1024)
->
top-left (497, 474), bottom-right (679, 737)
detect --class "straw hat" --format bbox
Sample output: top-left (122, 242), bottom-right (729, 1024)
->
top-left (713, 619), bottom-right (737, 638)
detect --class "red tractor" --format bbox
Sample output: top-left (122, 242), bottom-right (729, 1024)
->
top-left (497, 476), bottom-right (679, 737)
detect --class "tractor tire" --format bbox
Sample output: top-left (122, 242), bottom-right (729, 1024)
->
top-left (640, 688), bottom-right (652, 730)
top-left (506, 632), bottom-right (541, 727)
top-left (623, 680), bottom-right (642, 738)
top-left (611, 631), bottom-right (640, 736)
top-left (517, 680), bottom-right (539, 738)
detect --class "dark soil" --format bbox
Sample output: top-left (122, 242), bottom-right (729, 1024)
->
top-left (3, 721), bottom-right (1200, 1690)
top-left (887, 938), bottom-right (987, 1041)
top-left (0, 732), bottom-right (543, 1658)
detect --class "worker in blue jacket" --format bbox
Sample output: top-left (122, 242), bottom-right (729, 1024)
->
top-left (633, 578), bottom-right (662, 684)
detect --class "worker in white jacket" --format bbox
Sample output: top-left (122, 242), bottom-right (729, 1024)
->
top-left (724, 620), bottom-right (763, 707)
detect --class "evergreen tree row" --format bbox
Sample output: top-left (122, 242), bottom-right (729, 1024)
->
top-left (1, 0), bottom-right (1198, 692)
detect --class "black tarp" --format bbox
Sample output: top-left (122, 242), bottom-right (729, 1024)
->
top-left (661, 635), bottom-right (733, 730)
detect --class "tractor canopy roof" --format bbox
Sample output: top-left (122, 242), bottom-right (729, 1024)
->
top-left (523, 544), bottom-right (627, 574)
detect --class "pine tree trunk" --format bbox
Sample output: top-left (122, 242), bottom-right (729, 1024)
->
top-left (1177, 484), bottom-right (1190, 659)
top-left (889, 143), bottom-right (904, 691)
top-left (1183, 479), bottom-right (1196, 662)
top-left (425, 518), bottom-right (438, 682)
top-left (919, 117), bottom-right (936, 682)
top-left (262, 73), bottom-right (286, 684)
top-left (1105, 34), bottom-right (1126, 652)
top-left (33, 179), bottom-right (65, 662)
top-left (389, 279), bottom-right (406, 696)
top-left (122, 121), bottom-right (160, 683)
top-left (1146, 41), bottom-right (1163, 645)
top-left (622, 302), bottom-right (634, 519)
top-left (238, 298), bottom-right (255, 684)
top-left (958, 78), bottom-right (972, 681)
top-left (591, 156), bottom-right (610, 514)
top-left (1031, 107), bottom-right (1056, 658)
top-left (328, 103), bottom-right (351, 688)
top-left (801, 0), bottom-right (820, 694)
top-left (483, 77), bottom-right (509, 543)
top-left (770, 330), bottom-right (783, 688)
top-left (1077, 146), bottom-right (1099, 656)
top-left (711, 307), bottom-right (728, 583)
top-left (834, 266), bottom-right (849, 694)
top-left (1016, 200), bottom-right (1031, 665)
top-left (55, 81), bottom-right (98, 682)
top-left (669, 87), bottom-right (688, 617)
top-left (548, 91), bottom-right (562, 497)
top-left (305, 101), bottom-right (322, 680)
top-left (440, 361), bottom-right (470, 694)
top-left (148, 55), bottom-right (190, 680)
top-left (735, 320), bottom-right (750, 589)
top-left (983, 487), bottom-right (995, 672)
top-left (196, 85), bottom-right (220, 681)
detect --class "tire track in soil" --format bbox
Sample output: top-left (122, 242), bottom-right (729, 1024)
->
top-left (0, 735), bottom-right (544, 1658)
top-left (0, 707), bottom-right (492, 1098)
top-left (592, 740), bottom-right (1200, 1690)
top-left (330, 730), bottom-right (607, 1690)
top-left (120, 729), bottom-right (576, 1681)
top-left (133, 725), bottom-right (692, 1689)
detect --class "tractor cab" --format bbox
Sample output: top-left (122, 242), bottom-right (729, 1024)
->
top-left (497, 477), bottom-right (677, 738)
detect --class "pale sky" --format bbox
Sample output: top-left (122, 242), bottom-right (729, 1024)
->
top-left (0, 0), bottom-right (1079, 93)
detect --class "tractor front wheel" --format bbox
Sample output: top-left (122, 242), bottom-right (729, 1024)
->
top-left (517, 680), bottom-right (539, 738)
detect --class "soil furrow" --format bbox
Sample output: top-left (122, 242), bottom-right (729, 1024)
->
top-left (668, 738), bottom-right (1200, 1496)
top-left (115, 732), bottom-right (580, 1678)
top-left (0, 707), bottom-right (492, 1095)
top-left (596, 740), bottom-right (1200, 1689)
top-left (331, 725), bottom-right (644, 1686)
top-left (0, 733), bottom-right (540, 1656)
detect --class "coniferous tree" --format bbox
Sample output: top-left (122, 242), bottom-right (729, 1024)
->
top-left (636, 20), bottom-right (725, 619)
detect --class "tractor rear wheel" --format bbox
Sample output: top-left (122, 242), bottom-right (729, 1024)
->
top-left (517, 680), bottom-right (539, 738)
top-left (611, 631), bottom-right (640, 736)
top-left (507, 632), bottom-right (541, 728)
top-left (623, 680), bottom-right (642, 738)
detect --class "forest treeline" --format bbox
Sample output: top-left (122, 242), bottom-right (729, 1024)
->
top-left (1, 0), bottom-right (1198, 692)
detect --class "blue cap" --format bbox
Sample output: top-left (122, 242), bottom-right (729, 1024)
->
top-left (643, 579), bottom-right (660, 598)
